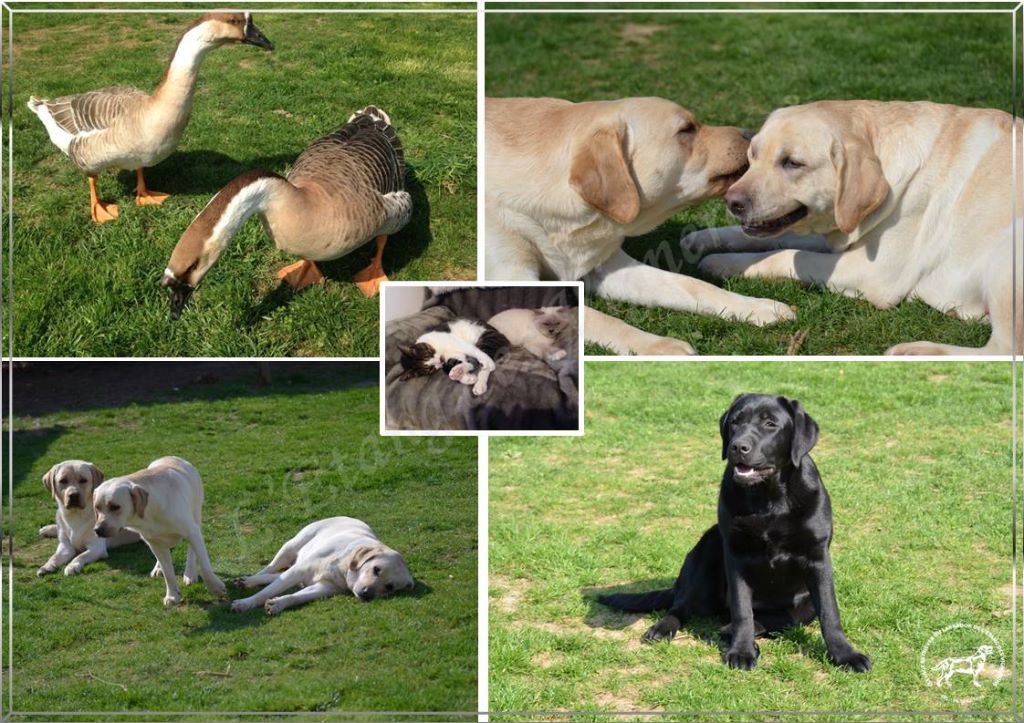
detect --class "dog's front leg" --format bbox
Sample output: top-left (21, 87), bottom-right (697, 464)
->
top-left (37, 539), bottom-right (77, 577)
top-left (805, 554), bottom-right (871, 672)
top-left (723, 558), bottom-right (759, 670)
top-left (588, 250), bottom-right (795, 327)
top-left (148, 544), bottom-right (182, 606)
top-left (63, 537), bottom-right (109, 576)
top-left (264, 580), bottom-right (338, 615)
top-left (681, 226), bottom-right (830, 260)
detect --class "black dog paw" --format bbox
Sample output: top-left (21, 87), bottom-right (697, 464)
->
top-left (832, 650), bottom-right (872, 672)
top-left (641, 618), bottom-right (679, 643)
top-left (724, 643), bottom-right (760, 670)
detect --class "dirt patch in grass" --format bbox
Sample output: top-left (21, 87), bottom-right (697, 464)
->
top-left (618, 23), bottom-right (668, 43)
top-left (492, 574), bottom-right (530, 615)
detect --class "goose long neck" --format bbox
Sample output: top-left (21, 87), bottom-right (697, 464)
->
top-left (154, 24), bottom-right (216, 108)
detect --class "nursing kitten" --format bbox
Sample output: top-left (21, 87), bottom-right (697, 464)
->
top-left (398, 319), bottom-right (509, 396)
top-left (488, 306), bottom-right (572, 363)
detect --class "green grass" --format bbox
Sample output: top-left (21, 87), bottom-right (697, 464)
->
top-left (486, 10), bottom-right (1010, 354)
top-left (4, 364), bottom-right (478, 718)
top-left (489, 362), bottom-right (1017, 719)
top-left (8, 9), bottom-right (475, 356)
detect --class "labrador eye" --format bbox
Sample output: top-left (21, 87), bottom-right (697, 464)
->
top-left (373, 566), bottom-right (381, 576)
top-left (780, 156), bottom-right (804, 170)
top-left (109, 503), bottom-right (120, 512)
top-left (677, 122), bottom-right (696, 136)
top-left (764, 419), bottom-right (777, 428)
top-left (59, 479), bottom-right (68, 485)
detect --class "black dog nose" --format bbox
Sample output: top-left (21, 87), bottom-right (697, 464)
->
top-left (68, 493), bottom-right (81, 505)
top-left (731, 440), bottom-right (752, 455)
top-left (359, 587), bottom-right (375, 601)
top-left (94, 527), bottom-right (107, 538)
top-left (725, 189), bottom-right (750, 219)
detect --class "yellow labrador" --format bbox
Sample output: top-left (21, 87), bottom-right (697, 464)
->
top-left (485, 97), bottom-right (795, 355)
top-left (38, 460), bottom-right (139, 576)
top-left (93, 456), bottom-right (226, 606)
top-left (231, 516), bottom-right (414, 615)
top-left (683, 100), bottom-right (1022, 355)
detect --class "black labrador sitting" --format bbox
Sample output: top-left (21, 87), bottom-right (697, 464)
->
top-left (599, 394), bottom-right (871, 672)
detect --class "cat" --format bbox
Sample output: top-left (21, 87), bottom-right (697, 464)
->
top-left (397, 319), bottom-right (510, 396)
top-left (488, 306), bottom-right (573, 364)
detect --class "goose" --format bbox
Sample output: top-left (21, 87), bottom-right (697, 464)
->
top-left (27, 12), bottom-right (273, 224)
top-left (160, 106), bottom-right (412, 319)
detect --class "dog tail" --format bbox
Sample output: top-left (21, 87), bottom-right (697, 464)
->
top-left (598, 588), bottom-right (674, 613)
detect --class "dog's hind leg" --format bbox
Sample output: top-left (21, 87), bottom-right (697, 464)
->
top-left (185, 527), bottom-right (226, 599)
top-left (264, 581), bottom-right (338, 615)
top-left (231, 568), bottom-right (303, 613)
top-left (235, 571), bottom-right (282, 589)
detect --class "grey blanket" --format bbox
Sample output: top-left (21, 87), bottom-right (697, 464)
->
top-left (385, 287), bottom-right (579, 430)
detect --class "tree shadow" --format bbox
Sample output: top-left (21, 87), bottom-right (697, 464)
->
top-left (7, 425), bottom-right (69, 491)
top-left (115, 150), bottom-right (298, 198)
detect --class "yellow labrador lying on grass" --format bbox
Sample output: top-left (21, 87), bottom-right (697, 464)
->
top-left (486, 97), bottom-right (795, 355)
top-left (93, 456), bottom-right (227, 606)
top-left (231, 517), bottom-right (414, 615)
top-left (683, 100), bottom-right (1022, 355)
top-left (38, 460), bottom-right (139, 576)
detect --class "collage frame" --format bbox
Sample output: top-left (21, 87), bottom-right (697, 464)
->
top-left (1, 1), bottom-right (1021, 721)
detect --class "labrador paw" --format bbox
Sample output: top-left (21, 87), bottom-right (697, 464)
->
top-left (206, 578), bottom-right (228, 599)
top-left (163, 593), bottom-right (182, 607)
top-left (885, 341), bottom-right (947, 356)
top-left (743, 299), bottom-right (796, 327)
top-left (698, 253), bottom-right (747, 279)
top-left (150, 562), bottom-right (163, 578)
top-left (641, 617), bottom-right (680, 643)
top-left (641, 337), bottom-right (697, 356)
top-left (233, 576), bottom-right (250, 589)
top-left (231, 599), bottom-right (253, 613)
top-left (831, 649), bottom-right (872, 673)
top-left (264, 597), bottom-right (286, 616)
top-left (37, 565), bottom-right (57, 577)
top-left (64, 561), bottom-right (84, 576)
top-left (725, 642), bottom-right (760, 670)
top-left (182, 573), bottom-right (198, 586)
top-left (680, 228), bottom-right (719, 261)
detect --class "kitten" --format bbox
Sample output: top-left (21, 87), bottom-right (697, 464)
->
top-left (488, 306), bottom-right (572, 363)
top-left (398, 319), bottom-right (510, 396)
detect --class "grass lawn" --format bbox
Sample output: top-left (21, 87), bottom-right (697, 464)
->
top-left (486, 9), bottom-right (1010, 355)
top-left (4, 362), bottom-right (478, 718)
top-left (7, 7), bottom-right (475, 356)
top-left (489, 362), bottom-right (1017, 719)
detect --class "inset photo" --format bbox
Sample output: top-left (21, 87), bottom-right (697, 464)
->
top-left (5, 361), bottom-right (477, 718)
top-left (489, 361), bottom-right (1014, 718)
top-left (381, 283), bottom-right (582, 433)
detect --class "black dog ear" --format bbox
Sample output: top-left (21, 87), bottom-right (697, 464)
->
top-left (785, 397), bottom-right (820, 466)
top-left (719, 394), bottom-right (745, 460)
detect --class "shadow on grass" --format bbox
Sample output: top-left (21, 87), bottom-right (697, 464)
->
top-left (115, 150), bottom-right (299, 198)
top-left (190, 579), bottom-right (435, 634)
top-left (581, 580), bottom-right (723, 648)
top-left (8, 425), bottom-right (70, 491)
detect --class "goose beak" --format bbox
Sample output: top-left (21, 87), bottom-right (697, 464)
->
top-left (161, 274), bottom-right (195, 321)
top-left (243, 20), bottom-right (274, 50)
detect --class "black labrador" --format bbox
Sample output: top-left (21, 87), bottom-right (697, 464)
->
top-left (599, 394), bottom-right (871, 672)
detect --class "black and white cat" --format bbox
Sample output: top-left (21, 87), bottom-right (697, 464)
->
top-left (398, 319), bottom-right (510, 396)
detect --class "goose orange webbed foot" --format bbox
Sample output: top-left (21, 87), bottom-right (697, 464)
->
top-left (354, 234), bottom-right (389, 297)
top-left (134, 168), bottom-right (170, 206)
top-left (90, 200), bottom-right (119, 224)
top-left (276, 259), bottom-right (325, 290)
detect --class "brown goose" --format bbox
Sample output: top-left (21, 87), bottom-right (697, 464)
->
top-left (27, 12), bottom-right (273, 224)
top-left (161, 106), bottom-right (412, 319)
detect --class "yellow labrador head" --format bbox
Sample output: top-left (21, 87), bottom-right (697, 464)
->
top-left (724, 103), bottom-right (890, 237)
top-left (345, 543), bottom-right (415, 602)
top-left (93, 479), bottom-right (148, 538)
top-left (42, 460), bottom-right (104, 511)
top-left (570, 97), bottom-right (750, 226)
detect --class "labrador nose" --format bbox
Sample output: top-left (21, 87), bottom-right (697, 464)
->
top-left (740, 128), bottom-right (756, 141)
top-left (359, 587), bottom-right (375, 601)
top-left (67, 492), bottom-right (81, 507)
top-left (724, 188), bottom-right (750, 219)
top-left (730, 440), bottom-right (752, 455)
top-left (94, 526), bottom-right (107, 538)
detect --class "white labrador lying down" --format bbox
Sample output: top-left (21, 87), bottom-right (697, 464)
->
top-left (683, 100), bottom-right (1023, 355)
top-left (93, 456), bottom-right (227, 606)
top-left (231, 516), bottom-right (415, 615)
top-left (38, 460), bottom-right (139, 576)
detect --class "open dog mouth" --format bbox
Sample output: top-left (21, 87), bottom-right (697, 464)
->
top-left (710, 163), bottom-right (749, 187)
top-left (741, 205), bottom-right (808, 237)
top-left (732, 463), bottom-right (776, 483)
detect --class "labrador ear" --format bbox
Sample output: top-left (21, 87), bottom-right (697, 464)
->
top-left (719, 394), bottom-right (745, 460)
top-left (129, 485), bottom-right (149, 519)
top-left (569, 124), bottom-right (640, 225)
top-left (785, 398), bottom-right (820, 467)
top-left (85, 463), bottom-right (105, 487)
top-left (348, 543), bottom-right (381, 572)
top-left (41, 464), bottom-right (60, 496)
top-left (832, 136), bottom-right (889, 234)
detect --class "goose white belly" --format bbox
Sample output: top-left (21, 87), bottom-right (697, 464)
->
top-left (72, 105), bottom-right (188, 174)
